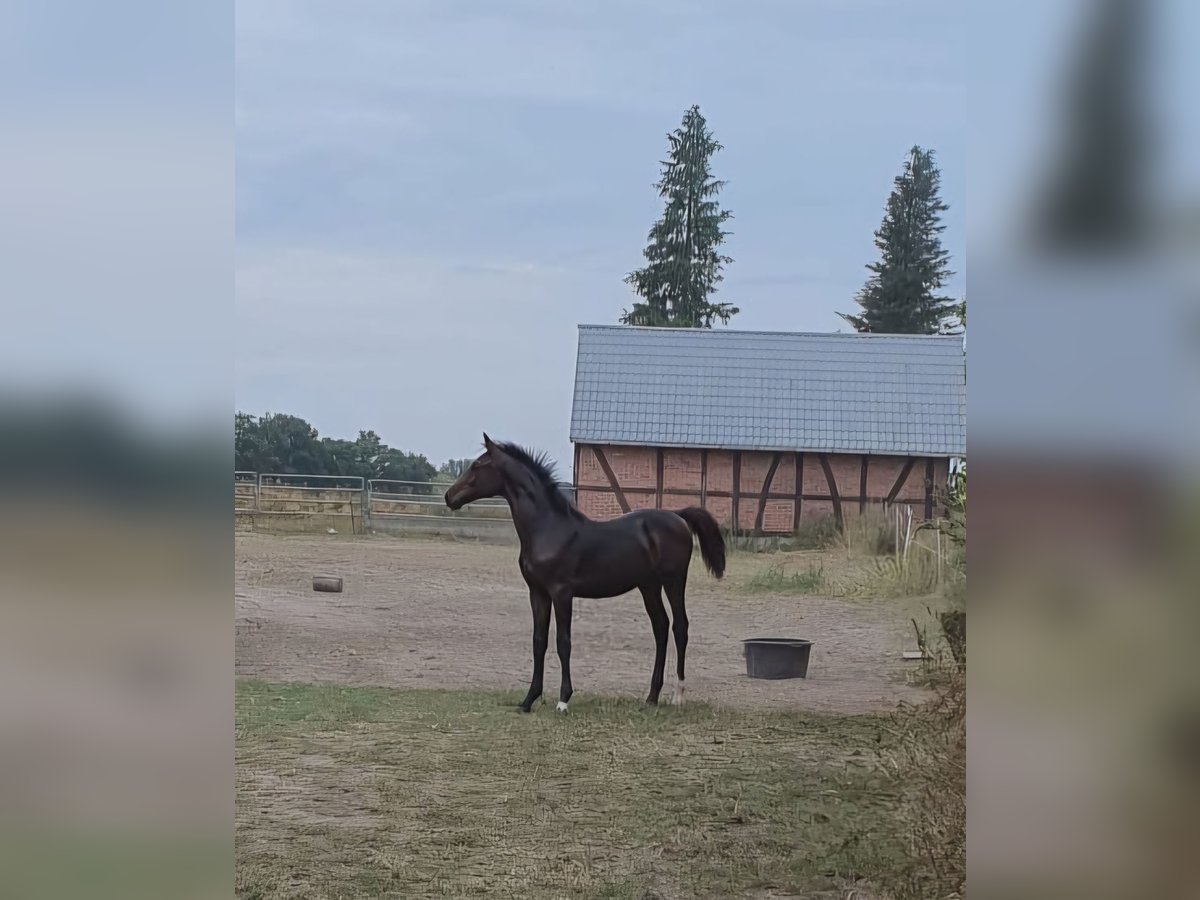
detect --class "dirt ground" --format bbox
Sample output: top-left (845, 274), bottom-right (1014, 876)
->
top-left (236, 532), bottom-right (927, 714)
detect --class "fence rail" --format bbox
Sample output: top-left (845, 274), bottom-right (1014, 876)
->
top-left (236, 472), bottom-right (578, 535)
top-left (235, 472), bottom-right (366, 533)
top-left (258, 473), bottom-right (365, 491)
top-left (234, 472), bottom-right (572, 535)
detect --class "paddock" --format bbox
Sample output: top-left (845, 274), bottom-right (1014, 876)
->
top-left (235, 532), bottom-right (925, 714)
top-left (235, 530), bottom-right (951, 898)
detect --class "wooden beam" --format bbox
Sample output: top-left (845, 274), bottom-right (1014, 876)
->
top-left (885, 457), bottom-right (917, 506)
top-left (818, 453), bottom-right (843, 529)
top-left (753, 452), bottom-right (783, 535)
top-left (574, 484), bottom-right (920, 505)
top-left (700, 449), bottom-right (708, 506)
top-left (655, 448), bottom-right (664, 509)
top-left (732, 451), bottom-right (742, 533)
top-left (859, 456), bottom-right (869, 514)
top-left (592, 446), bottom-right (631, 514)
top-left (793, 452), bottom-right (804, 531)
top-left (924, 458), bottom-right (935, 519)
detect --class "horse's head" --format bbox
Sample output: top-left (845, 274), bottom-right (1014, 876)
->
top-left (444, 433), bottom-right (507, 510)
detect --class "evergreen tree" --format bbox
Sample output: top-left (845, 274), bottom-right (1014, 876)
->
top-left (621, 105), bottom-right (738, 328)
top-left (1031, 0), bottom-right (1147, 250)
top-left (840, 146), bottom-right (955, 334)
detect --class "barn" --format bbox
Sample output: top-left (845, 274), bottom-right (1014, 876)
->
top-left (569, 325), bottom-right (966, 534)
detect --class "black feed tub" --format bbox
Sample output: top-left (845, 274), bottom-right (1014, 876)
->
top-left (743, 638), bottom-right (813, 679)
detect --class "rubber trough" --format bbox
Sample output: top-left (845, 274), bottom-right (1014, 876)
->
top-left (742, 638), bottom-right (813, 680)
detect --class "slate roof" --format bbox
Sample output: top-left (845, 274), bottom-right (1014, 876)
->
top-left (569, 325), bottom-right (966, 457)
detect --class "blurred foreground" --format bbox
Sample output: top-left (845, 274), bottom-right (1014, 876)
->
top-left (968, 1), bottom-right (1200, 896)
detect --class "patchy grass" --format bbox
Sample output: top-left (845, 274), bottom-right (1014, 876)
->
top-left (722, 511), bottom-right (961, 607)
top-left (746, 562), bottom-right (826, 594)
top-left (788, 516), bottom-right (843, 550)
top-left (861, 554), bottom-right (939, 598)
top-left (841, 511), bottom-right (898, 558)
top-left (237, 681), bottom-right (923, 899)
top-left (723, 517), bottom-right (842, 555)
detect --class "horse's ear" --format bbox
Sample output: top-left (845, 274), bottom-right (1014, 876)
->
top-left (482, 432), bottom-right (496, 453)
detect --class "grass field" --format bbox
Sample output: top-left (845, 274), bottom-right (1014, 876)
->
top-left (235, 681), bottom-right (929, 899)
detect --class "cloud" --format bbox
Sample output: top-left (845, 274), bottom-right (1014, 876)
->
top-left (235, 0), bottom-right (968, 468)
top-left (236, 247), bottom-right (599, 466)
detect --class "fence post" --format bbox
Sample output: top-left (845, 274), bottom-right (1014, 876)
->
top-left (936, 522), bottom-right (943, 586)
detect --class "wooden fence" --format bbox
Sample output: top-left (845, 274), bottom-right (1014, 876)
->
top-left (233, 472), bottom-right (574, 535)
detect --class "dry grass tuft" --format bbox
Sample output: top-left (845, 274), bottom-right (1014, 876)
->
top-left (883, 669), bottom-right (966, 900)
top-left (746, 562), bottom-right (825, 594)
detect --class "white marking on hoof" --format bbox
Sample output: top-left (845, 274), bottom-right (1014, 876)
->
top-left (556, 701), bottom-right (569, 713)
top-left (671, 683), bottom-right (686, 706)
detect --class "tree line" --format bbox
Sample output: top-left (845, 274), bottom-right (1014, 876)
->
top-left (623, 104), bottom-right (963, 335)
top-left (235, 411), bottom-right (470, 488)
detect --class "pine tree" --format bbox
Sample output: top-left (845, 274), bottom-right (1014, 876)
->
top-left (621, 105), bottom-right (738, 328)
top-left (1032, 0), bottom-right (1146, 250)
top-left (840, 146), bottom-right (955, 334)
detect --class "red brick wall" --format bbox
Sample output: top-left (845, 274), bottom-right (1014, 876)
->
top-left (826, 455), bottom-right (862, 499)
top-left (706, 495), bottom-right (733, 527)
top-left (575, 445), bottom-right (607, 490)
top-left (768, 457), bottom-right (796, 495)
top-left (706, 451), bottom-right (734, 492)
top-left (604, 446), bottom-right (655, 489)
top-left (866, 456), bottom-right (913, 500)
top-left (800, 454), bottom-right (829, 496)
top-left (739, 453), bottom-right (773, 495)
top-left (800, 498), bottom-right (836, 524)
top-left (575, 444), bottom-right (948, 533)
top-left (662, 449), bottom-right (702, 492)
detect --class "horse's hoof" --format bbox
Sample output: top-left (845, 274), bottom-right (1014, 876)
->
top-left (555, 701), bottom-right (569, 713)
top-left (645, 696), bottom-right (659, 706)
top-left (517, 704), bottom-right (533, 713)
top-left (671, 684), bottom-right (686, 706)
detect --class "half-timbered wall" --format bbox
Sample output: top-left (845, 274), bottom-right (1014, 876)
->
top-left (574, 443), bottom-right (949, 533)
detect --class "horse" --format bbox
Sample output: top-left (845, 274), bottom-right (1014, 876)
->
top-left (444, 434), bottom-right (726, 713)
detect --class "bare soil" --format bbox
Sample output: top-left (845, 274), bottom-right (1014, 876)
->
top-left (236, 532), bottom-right (925, 714)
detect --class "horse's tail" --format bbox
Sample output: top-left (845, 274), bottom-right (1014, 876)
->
top-left (675, 507), bottom-right (726, 579)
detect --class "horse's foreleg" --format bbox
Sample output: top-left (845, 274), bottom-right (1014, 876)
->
top-left (520, 588), bottom-right (552, 712)
top-left (551, 591), bottom-right (574, 712)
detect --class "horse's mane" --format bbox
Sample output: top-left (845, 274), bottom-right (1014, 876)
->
top-left (496, 441), bottom-right (583, 518)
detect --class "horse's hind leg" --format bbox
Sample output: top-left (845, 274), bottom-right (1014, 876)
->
top-left (551, 591), bottom-right (574, 712)
top-left (639, 583), bottom-right (670, 705)
top-left (664, 573), bottom-right (689, 705)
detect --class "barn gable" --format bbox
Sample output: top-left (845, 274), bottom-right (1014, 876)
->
top-left (570, 325), bottom-right (966, 458)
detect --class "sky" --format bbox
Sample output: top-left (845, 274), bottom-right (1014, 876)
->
top-left (235, 0), bottom-right (967, 476)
